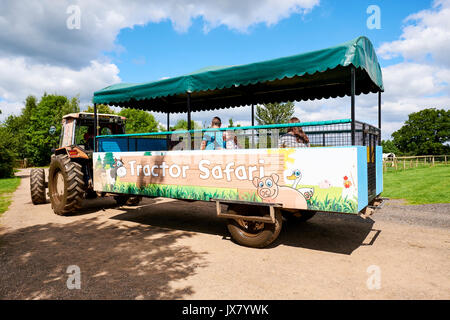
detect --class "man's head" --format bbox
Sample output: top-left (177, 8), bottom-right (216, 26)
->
top-left (212, 117), bottom-right (221, 128)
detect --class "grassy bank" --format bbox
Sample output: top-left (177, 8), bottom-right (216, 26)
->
top-left (0, 177), bottom-right (21, 215)
top-left (382, 165), bottom-right (450, 204)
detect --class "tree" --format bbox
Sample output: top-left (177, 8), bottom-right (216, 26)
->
top-left (392, 108), bottom-right (450, 156)
top-left (227, 118), bottom-right (241, 128)
top-left (381, 140), bottom-right (400, 155)
top-left (27, 94), bottom-right (79, 166)
top-left (118, 108), bottom-right (159, 134)
top-left (0, 126), bottom-right (17, 178)
top-left (103, 152), bottom-right (115, 169)
top-left (171, 119), bottom-right (201, 131)
top-left (255, 102), bottom-right (295, 125)
top-left (2, 94), bottom-right (80, 166)
top-left (85, 104), bottom-right (116, 114)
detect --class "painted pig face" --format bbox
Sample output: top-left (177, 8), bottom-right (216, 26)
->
top-left (253, 174), bottom-right (280, 200)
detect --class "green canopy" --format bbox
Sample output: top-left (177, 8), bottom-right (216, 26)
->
top-left (93, 36), bottom-right (383, 113)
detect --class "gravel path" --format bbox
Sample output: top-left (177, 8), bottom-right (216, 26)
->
top-left (0, 169), bottom-right (449, 300)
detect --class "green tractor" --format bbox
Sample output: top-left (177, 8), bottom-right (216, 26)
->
top-left (30, 112), bottom-right (141, 215)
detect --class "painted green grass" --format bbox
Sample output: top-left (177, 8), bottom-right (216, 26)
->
top-left (307, 194), bottom-right (358, 213)
top-left (294, 184), bottom-right (357, 213)
top-left (0, 177), bottom-right (21, 215)
top-left (104, 181), bottom-right (262, 202)
top-left (382, 165), bottom-right (450, 204)
top-left (105, 180), bottom-right (357, 212)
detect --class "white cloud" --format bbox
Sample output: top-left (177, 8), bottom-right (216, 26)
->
top-left (0, 0), bottom-right (319, 121)
top-left (378, 0), bottom-right (450, 67)
top-left (0, 0), bottom-right (319, 68)
top-left (0, 57), bottom-right (120, 120)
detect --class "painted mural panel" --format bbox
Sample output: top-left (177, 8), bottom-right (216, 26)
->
top-left (93, 147), bottom-right (363, 213)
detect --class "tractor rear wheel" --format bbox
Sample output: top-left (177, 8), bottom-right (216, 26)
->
top-left (30, 168), bottom-right (46, 204)
top-left (48, 154), bottom-right (85, 215)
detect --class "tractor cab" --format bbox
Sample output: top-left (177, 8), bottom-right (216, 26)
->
top-left (59, 112), bottom-right (126, 157)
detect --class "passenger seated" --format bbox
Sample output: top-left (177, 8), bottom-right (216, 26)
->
top-left (224, 130), bottom-right (240, 149)
top-left (278, 117), bottom-right (310, 148)
top-left (201, 117), bottom-right (224, 150)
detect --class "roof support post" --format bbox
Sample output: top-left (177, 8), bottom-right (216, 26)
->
top-left (167, 112), bottom-right (170, 131)
top-left (378, 91), bottom-right (382, 146)
top-left (187, 92), bottom-right (191, 131)
top-left (94, 103), bottom-right (98, 152)
top-left (251, 104), bottom-right (255, 126)
top-left (351, 66), bottom-right (356, 146)
top-left (251, 103), bottom-right (255, 149)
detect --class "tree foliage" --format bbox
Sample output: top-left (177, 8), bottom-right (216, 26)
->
top-left (0, 126), bottom-right (17, 178)
top-left (85, 104), bottom-right (116, 114)
top-left (255, 102), bottom-right (295, 125)
top-left (118, 108), bottom-right (159, 134)
top-left (171, 119), bottom-right (201, 131)
top-left (381, 140), bottom-right (401, 155)
top-left (391, 108), bottom-right (450, 155)
top-left (1, 94), bottom-right (79, 167)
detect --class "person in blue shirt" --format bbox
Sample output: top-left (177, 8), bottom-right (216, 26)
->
top-left (201, 117), bottom-right (225, 150)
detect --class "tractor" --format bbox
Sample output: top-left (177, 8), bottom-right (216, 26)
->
top-left (30, 112), bottom-right (141, 215)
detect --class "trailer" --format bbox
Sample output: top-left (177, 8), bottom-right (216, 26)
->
top-left (92, 36), bottom-right (384, 248)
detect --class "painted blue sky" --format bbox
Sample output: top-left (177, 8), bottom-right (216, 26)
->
top-left (0, 0), bottom-right (448, 139)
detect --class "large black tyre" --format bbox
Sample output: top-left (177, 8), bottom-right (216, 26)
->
top-left (48, 154), bottom-right (85, 215)
top-left (226, 205), bottom-right (283, 248)
top-left (30, 168), bottom-right (46, 204)
top-left (281, 209), bottom-right (317, 223)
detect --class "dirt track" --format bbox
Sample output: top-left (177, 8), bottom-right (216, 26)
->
top-left (0, 169), bottom-right (449, 300)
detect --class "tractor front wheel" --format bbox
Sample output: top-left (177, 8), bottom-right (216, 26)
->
top-left (48, 155), bottom-right (85, 215)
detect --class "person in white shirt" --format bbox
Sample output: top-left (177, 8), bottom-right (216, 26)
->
top-left (278, 117), bottom-right (310, 148)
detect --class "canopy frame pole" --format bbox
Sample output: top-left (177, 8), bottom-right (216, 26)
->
top-left (94, 103), bottom-right (98, 152)
top-left (378, 91), bottom-right (382, 146)
top-left (351, 66), bottom-right (356, 146)
top-left (187, 92), bottom-right (191, 131)
top-left (251, 104), bottom-right (255, 149)
top-left (251, 104), bottom-right (255, 126)
top-left (167, 112), bottom-right (170, 131)
top-left (166, 111), bottom-right (170, 150)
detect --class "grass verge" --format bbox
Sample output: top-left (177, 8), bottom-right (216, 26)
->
top-left (382, 165), bottom-right (450, 204)
top-left (0, 177), bottom-right (21, 216)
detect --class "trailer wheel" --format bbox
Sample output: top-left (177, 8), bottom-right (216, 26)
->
top-left (282, 209), bottom-right (316, 223)
top-left (226, 205), bottom-right (283, 248)
top-left (48, 155), bottom-right (85, 215)
top-left (30, 168), bottom-right (46, 204)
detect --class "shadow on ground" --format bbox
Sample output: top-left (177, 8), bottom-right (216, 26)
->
top-left (0, 215), bottom-right (206, 299)
top-left (112, 199), bottom-right (380, 255)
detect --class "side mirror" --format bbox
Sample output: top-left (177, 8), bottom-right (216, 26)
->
top-left (49, 125), bottom-right (56, 135)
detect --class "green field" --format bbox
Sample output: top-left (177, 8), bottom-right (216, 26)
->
top-left (0, 177), bottom-right (21, 215)
top-left (382, 165), bottom-right (450, 204)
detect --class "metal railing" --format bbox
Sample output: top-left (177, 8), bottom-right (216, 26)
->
top-left (95, 119), bottom-right (381, 153)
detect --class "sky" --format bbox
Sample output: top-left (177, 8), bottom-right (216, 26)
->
top-left (0, 0), bottom-right (449, 140)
